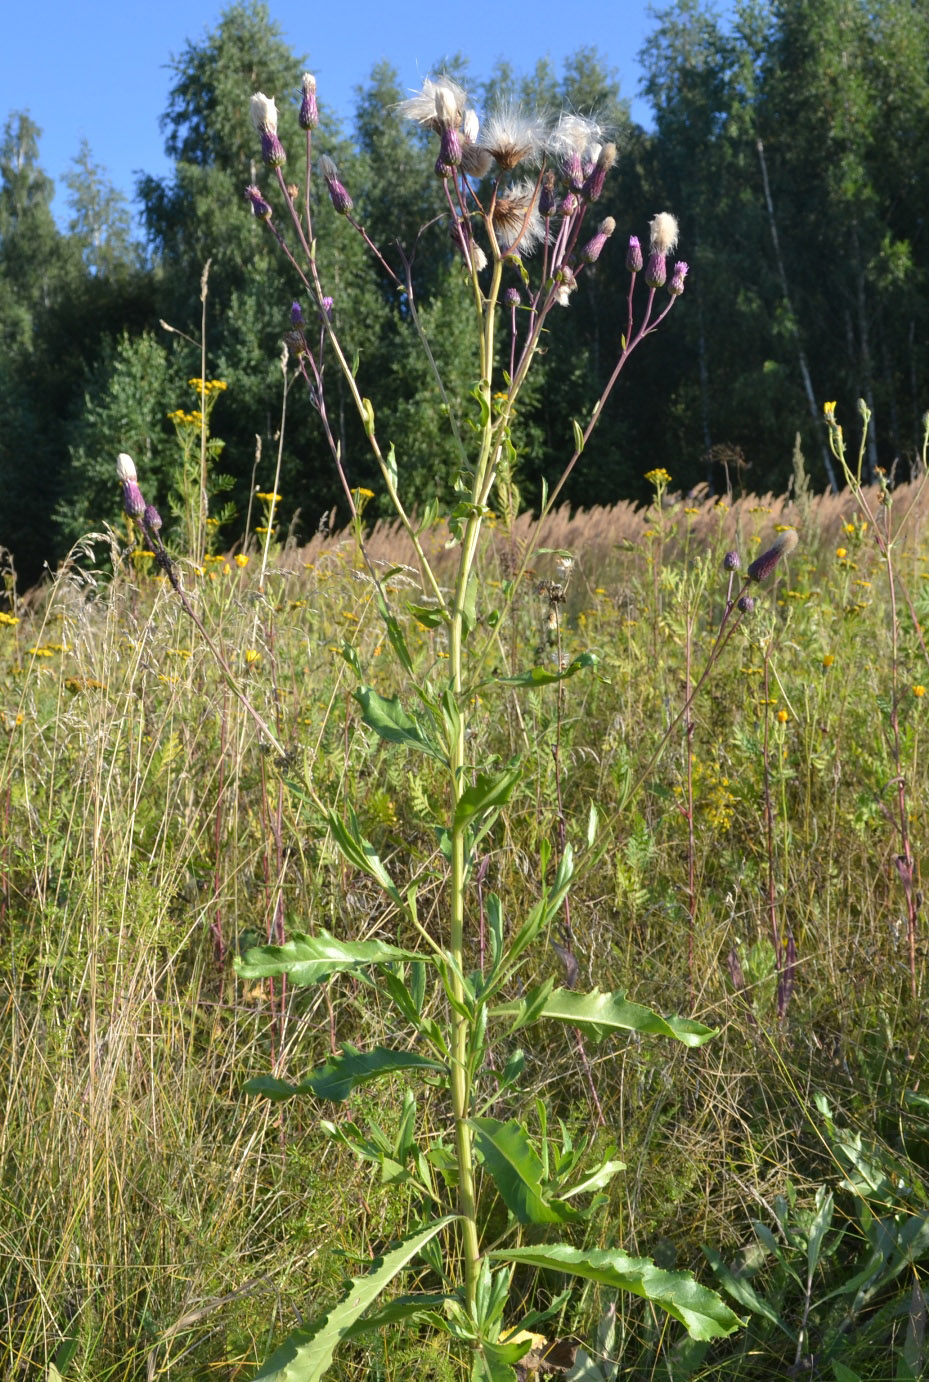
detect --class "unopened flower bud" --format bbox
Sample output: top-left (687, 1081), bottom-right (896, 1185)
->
top-left (747, 529), bottom-right (798, 582)
top-left (245, 184), bottom-right (273, 219)
top-left (319, 155), bottom-right (353, 214)
top-left (560, 148), bottom-right (584, 191)
top-left (122, 479), bottom-right (146, 519)
top-left (143, 504), bottom-right (162, 532)
top-left (539, 171), bottom-right (558, 218)
top-left (644, 252), bottom-right (667, 288)
top-left (504, 287), bottom-right (521, 308)
top-left (626, 235), bottom-right (643, 273)
top-left (582, 142), bottom-right (616, 203)
top-left (290, 301), bottom-right (305, 326)
top-left (249, 92), bottom-right (286, 168)
top-left (579, 216), bottom-right (615, 265)
top-left (737, 594), bottom-right (755, 613)
top-left (116, 453), bottom-right (137, 483)
top-left (437, 125), bottom-right (462, 172)
top-left (560, 191), bottom-right (579, 217)
top-left (723, 549), bottom-right (741, 571)
top-left (668, 260), bottom-right (689, 296)
top-left (299, 73), bottom-right (318, 130)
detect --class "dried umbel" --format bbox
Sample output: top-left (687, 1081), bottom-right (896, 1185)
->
top-left (250, 92), bottom-right (286, 168)
top-left (747, 529), bottom-right (799, 582)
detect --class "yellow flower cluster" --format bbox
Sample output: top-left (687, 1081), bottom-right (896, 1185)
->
top-left (188, 378), bottom-right (228, 395)
top-left (256, 491), bottom-right (282, 503)
top-left (0, 611), bottom-right (19, 626)
top-left (644, 467), bottom-right (672, 486)
top-left (167, 408), bottom-right (204, 426)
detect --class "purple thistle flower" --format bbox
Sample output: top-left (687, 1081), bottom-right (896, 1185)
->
top-left (645, 251), bottom-right (667, 289)
top-left (320, 296), bottom-right (334, 320)
top-left (319, 155), bottom-right (353, 215)
top-left (581, 142), bottom-right (616, 203)
top-left (579, 216), bottom-right (615, 266)
top-left (249, 93), bottom-right (286, 169)
top-left (245, 185), bottom-right (273, 219)
top-left (290, 301), bottom-right (305, 327)
top-left (747, 530), bottom-right (799, 582)
top-left (438, 124), bottom-right (462, 170)
top-left (143, 504), bottom-right (163, 532)
top-left (560, 147), bottom-right (584, 191)
top-left (122, 479), bottom-right (146, 519)
top-left (668, 260), bottom-right (689, 296)
top-left (626, 236), bottom-right (643, 273)
top-left (299, 73), bottom-right (318, 131)
top-left (539, 171), bottom-right (558, 218)
top-left (560, 191), bottom-right (579, 217)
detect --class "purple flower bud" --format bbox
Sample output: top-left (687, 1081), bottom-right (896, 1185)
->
top-left (143, 504), bottom-right (163, 532)
top-left (299, 73), bottom-right (318, 131)
top-left (579, 216), bottom-right (615, 265)
top-left (539, 171), bottom-right (558, 218)
top-left (320, 296), bottom-right (334, 320)
top-left (504, 287), bottom-right (521, 308)
top-left (319, 155), bottom-right (353, 215)
top-left (290, 301), bottom-right (305, 326)
top-left (668, 260), bottom-right (689, 296)
top-left (438, 125), bottom-right (462, 170)
top-left (250, 93), bottom-right (286, 168)
top-left (645, 251), bottom-right (667, 288)
top-left (582, 143), bottom-right (616, 203)
top-left (122, 480), bottom-right (146, 519)
top-left (560, 192), bottom-right (579, 217)
top-left (747, 530), bottom-right (799, 582)
top-left (245, 185), bottom-right (273, 219)
top-left (723, 549), bottom-right (741, 571)
top-left (560, 148), bottom-right (584, 191)
top-left (626, 236), bottom-right (643, 273)
top-left (737, 594), bottom-right (756, 613)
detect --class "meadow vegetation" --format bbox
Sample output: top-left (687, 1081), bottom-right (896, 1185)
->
top-left (3, 471), bottom-right (929, 1378)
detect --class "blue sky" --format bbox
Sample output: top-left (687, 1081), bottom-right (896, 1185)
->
top-left (1, 0), bottom-right (670, 229)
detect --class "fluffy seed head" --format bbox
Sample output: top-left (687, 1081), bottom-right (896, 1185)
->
top-left (649, 212), bottom-right (679, 255)
top-left (397, 76), bottom-right (467, 132)
top-left (116, 453), bottom-right (137, 483)
top-left (479, 105), bottom-right (547, 170)
top-left (250, 92), bottom-right (286, 167)
top-left (491, 179), bottom-right (544, 254)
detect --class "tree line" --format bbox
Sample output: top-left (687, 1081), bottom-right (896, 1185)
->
top-left (1, 0), bottom-right (926, 586)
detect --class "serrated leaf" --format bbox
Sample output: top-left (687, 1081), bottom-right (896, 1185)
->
top-left (490, 987), bottom-right (716, 1047)
top-left (235, 930), bottom-right (421, 985)
top-left (469, 1118), bottom-right (580, 1225)
top-left (490, 652), bottom-right (598, 689)
top-left (244, 1046), bottom-right (445, 1103)
top-left (251, 1217), bottom-right (456, 1380)
top-left (487, 1246), bottom-right (741, 1341)
top-left (454, 764), bottom-right (522, 833)
top-left (354, 685), bottom-right (446, 763)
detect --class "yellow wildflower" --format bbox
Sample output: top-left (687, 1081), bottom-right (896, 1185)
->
top-left (0, 611), bottom-right (19, 626)
top-left (244, 649), bottom-right (261, 665)
top-left (255, 491), bottom-right (282, 503)
top-left (777, 709), bottom-right (789, 723)
top-left (235, 553), bottom-right (249, 567)
top-left (823, 654), bottom-right (835, 668)
top-left (836, 547), bottom-right (847, 559)
top-left (823, 401), bottom-right (837, 417)
top-left (913, 685), bottom-right (926, 698)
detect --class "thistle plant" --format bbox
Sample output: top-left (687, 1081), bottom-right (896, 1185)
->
top-left (129, 72), bottom-right (744, 1378)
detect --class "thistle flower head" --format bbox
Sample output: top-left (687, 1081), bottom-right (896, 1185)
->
top-left (668, 260), bottom-right (689, 296)
top-left (319, 155), bottom-right (353, 215)
top-left (554, 264), bottom-right (577, 307)
top-left (644, 251), bottom-right (667, 289)
top-left (290, 301), bottom-right (304, 327)
top-left (245, 184), bottom-right (273, 219)
top-left (397, 75), bottom-right (467, 132)
top-left (626, 235), bottom-right (643, 273)
top-left (539, 170), bottom-right (558, 217)
top-left (582, 142), bottom-right (616, 203)
top-left (299, 72), bottom-right (318, 130)
top-left (723, 549), bottom-right (741, 571)
top-left (548, 113), bottom-right (604, 165)
top-left (479, 105), bottom-right (547, 171)
top-left (649, 211), bottom-right (679, 255)
top-left (436, 124), bottom-right (462, 176)
top-left (250, 92), bottom-right (286, 167)
top-left (504, 287), bottom-right (521, 308)
top-left (491, 179), bottom-right (544, 254)
top-left (143, 504), bottom-right (163, 532)
top-left (737, 593), bottom-right (756, 613)
top-left (579, 215), bottom-right (615, 265)
top-left (747, 529), bottom-right (799, 582)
